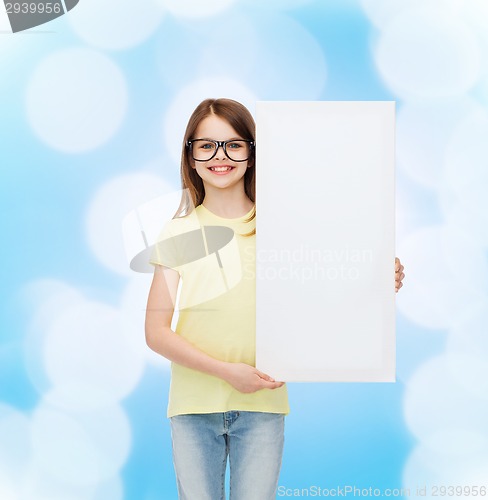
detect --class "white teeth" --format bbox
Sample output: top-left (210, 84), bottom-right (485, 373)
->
top-left (210, 166), bottom-right (232, 172)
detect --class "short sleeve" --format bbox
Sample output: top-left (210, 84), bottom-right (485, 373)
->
top-left (149, 220), bottom-right (180, 270)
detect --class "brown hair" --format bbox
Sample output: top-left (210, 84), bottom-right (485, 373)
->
top-left (172, 98), bottom-right (256, 235)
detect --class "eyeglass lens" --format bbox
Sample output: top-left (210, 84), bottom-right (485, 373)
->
top-left (191, 140), bottom-right (251, 162)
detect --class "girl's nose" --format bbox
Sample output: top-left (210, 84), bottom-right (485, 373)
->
top-left (215, 144), bottom-right (227, 160)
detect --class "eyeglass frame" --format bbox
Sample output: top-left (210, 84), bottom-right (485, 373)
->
top-left (186, 139), bottom-right (255, 162)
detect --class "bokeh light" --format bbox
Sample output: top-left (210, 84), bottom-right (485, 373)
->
top-left (446, 300), bottom-right (488, 400)
top-left (3, 0), bottom-right (488, 497)
top-left (0, 404), bottom-right (31, 487)
top-left (360, 0), bottom-right (462, 30)
top-left (403, 429), bottom-right (488, 494)
top-left (404, 355), bottom-right (488, 441)
top-left (25, 47), bottom-right (128, 153)
top-left (374, 6), bottom-right (480, 100)
top-left (43, 300), bottom-right (145, 403)
top-left (396, 97), bottom-right (481, 189)
top-left (68, 0), bottom-right (165, 50)
top-left (396, 226), bottom-right (487, 330)
top-left (85, 172), bottom-right (174, 276)
top-left (23, 280), bottom-right (85, 396)
top-left (444, 108), bottom-right (488, 207)
top-left (249, 12), bottom-right (327, 100)
top-left (154, 0), bottom-right (236, 19)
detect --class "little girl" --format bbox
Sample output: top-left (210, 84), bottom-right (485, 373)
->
top-left (145, 98), bottom-right (405, 500)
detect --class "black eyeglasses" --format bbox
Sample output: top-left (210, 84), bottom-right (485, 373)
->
top-left (186, 139), bottom-right (254, 162)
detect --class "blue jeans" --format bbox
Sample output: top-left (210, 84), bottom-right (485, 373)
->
top-left (170, 411), bottom-right (285, 500)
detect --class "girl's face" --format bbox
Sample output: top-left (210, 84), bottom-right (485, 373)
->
top-left (190, 114), bottom-right (251, 193)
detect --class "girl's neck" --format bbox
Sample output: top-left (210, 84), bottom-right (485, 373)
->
top-left (202, 186), bottom-right (254, 219)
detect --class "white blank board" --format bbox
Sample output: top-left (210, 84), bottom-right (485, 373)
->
top-left (255, 101), bottom-right (396, 382)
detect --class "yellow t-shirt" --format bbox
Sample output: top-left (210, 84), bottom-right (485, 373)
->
top-left (150, 203), bottom-right (289, 417)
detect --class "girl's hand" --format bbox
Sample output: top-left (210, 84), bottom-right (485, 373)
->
top-left (221, 362), bottom-right (285, 394)
top-left (395, 257), bottom-right (405, 293)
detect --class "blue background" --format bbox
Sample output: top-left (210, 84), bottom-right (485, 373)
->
top-left (2, 0), bottom-right (488, 498)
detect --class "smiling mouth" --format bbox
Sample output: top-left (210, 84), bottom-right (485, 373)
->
top-left (208, 166), bottom-right (235, 172)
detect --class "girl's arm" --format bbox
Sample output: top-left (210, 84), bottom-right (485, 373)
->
top-left (145, 265), bottom-right (284, 393)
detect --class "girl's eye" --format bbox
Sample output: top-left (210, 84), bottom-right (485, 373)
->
top-left (227, 141), bottom-right (242, 149)
top-left (200, 142), bottom-right (215, 150)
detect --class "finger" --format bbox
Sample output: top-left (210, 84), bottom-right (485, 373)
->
top-left (256, 370), bottom-right (275, 382)
top-left (271, 381), bottom-right (285, 389)
top-left (260, 380), bottom-right (284, 390)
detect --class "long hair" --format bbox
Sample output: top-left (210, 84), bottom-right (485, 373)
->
top-left (172, 98), bottom-right (256, 235)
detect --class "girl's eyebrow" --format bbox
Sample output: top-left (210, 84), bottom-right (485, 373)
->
top-left (196, 136), bottom-right (244, 141)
